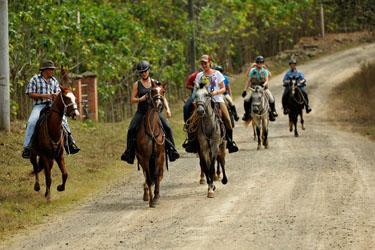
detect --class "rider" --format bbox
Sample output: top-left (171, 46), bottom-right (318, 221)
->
top-left (121, 60), bottom-right (180, 164)
top-left (184, 55), bottom-right (239, 153)
top-left (214, 65), bottom-right (239, 121)
top-left (183, 67), bottom-right (203, 122)
top-left (242, 56), bottom-right (278, 121)
top-left (282, 59), bottom-right (312, 114)
top-left (22, 61), bottom-right (80, 159)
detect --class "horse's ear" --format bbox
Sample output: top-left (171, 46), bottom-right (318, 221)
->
top-left (60, 85), bottom-right (66, 92)
top-left (162, 82), bottom-right (167, 88)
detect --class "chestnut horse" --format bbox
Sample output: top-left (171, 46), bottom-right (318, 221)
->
top-left (30, 86), bottom-right (79, 202)
top-left (136, 82), bottom-right (166, 208)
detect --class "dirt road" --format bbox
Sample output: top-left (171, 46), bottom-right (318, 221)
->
top-left (3, 44), bottom-right (375, 250)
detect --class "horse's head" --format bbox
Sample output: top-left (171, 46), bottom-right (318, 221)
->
top-left (60, 86), bottom-right (80, 120)
top-left (290, 77), bottom-right (299, 96)
top-left (194, 84), bottom-right (211, 117)
top-left (251, 86), bottom-right (265, 115)
top-left (148, 81), bottom-right (165, 112)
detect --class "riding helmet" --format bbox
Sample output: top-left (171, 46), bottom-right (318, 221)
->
top-left (136, 60), bottom-right (150, 73)
top-left (255, 56), bottom-right (264, 63)
top-left (214, 65), bottom-right (223, 73)
top-left (289, 59), bottom-right (297, 65)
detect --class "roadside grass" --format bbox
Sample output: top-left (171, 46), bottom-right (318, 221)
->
top-left (330, 62), bottom-right (375, 140)
top-left (0, 102), bottom-right (186, 240)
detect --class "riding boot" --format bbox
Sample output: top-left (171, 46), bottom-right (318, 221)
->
top-left (121, 138), bottom-right (136, 164)
top-left (226, 129), bottom-right (239, 153)
top-left (22, 147), bottom-right (31, 159)
top-left (305, 104), bottom-right (312, 113)
top-left (270, 102), bottom-right (278, 117)
top-left (231, 105), bottom-right (239, 121)
top-left (182, 133), bottom-right (198, 153)
top-left (65, 134), bottom-right (80, 155)
top-left (165, 135), bottom-right (180, 162)
top-left (242, 101), bottom-right (251, 121)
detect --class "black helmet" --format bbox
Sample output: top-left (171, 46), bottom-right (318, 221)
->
top-left (255, 56), bottom-right (264, 63)
top-left (214, 65), bottom-right (223, 73)
top-left (136, 60), bottom-right (150, 73)
top-left (289, 59), bottom-right (297, 65)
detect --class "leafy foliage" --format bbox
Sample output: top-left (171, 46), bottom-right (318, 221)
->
top-left (8, 0), bottom-right (371, 121)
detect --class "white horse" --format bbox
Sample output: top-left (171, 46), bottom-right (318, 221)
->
top-left (250, 86), bottom-right (269, 150)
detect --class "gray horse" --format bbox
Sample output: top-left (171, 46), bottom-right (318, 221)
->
top-left (194, 85), bottom-right (227, 198)
top-left (250, 86), bottom-right (269, 150)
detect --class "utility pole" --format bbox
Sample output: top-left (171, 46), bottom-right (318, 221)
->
top-left (188, 0), bottom-right (196, 73)
top-left (0, 0), bottom-right (10, 132)
top-left (320, 2), bottom-right (325, 37)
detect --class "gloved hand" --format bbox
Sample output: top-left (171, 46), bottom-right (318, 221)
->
top-left (242, 91), bottom-right (247, 98)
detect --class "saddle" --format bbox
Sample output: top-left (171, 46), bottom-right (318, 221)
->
top-left (30, 106), bottom-right (51, 148)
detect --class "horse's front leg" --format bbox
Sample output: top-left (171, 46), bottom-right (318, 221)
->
top-left (294, 114), bottom-right (299, 137)
top-left (55, 154), bottom-right (68, 192)
top-left (256, 127), bottom-right (261, 150)
top-left (30, 155), bottom-right (40, 192)
top-left (252, 121), bottom-right (256, 140)
top-left (218, 143), bottom-right (227, 185)
top-left (300, 111), bottom-right (305, 130)
top-left (41, 156), bottom-right (53, 203)
top-left (289, 114), bottom-right (293, 132)
top-left (262, 119), bottom-right (269, 149)
top-left (152, 154), bottom-right (164, 206)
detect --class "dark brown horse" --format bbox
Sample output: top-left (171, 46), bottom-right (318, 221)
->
top-left (136, 82), bottom-right (166, 207)
top-left (30, 86), bottom-right (79, 202)
top-left (286, 77), bottom-right (305, 137)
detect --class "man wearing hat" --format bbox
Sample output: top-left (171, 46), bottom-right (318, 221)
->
top-left (22, 61), bottom-right (80, 158)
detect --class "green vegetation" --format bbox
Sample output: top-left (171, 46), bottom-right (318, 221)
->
top-left (9, 0), bottom-right (373, 122)
top-left (333, 62), bottom-right (375, 140)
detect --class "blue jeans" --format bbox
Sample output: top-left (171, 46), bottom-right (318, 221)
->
top-left (23, 104), bottom-right (73, 148)
top-left (183, 96), bottom-right (194, 122)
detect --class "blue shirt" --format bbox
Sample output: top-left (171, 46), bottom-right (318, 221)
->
top-left (249, 67), bottom-right (269, 79)
top-left (223, 75), bottom-right (230, 95)
top-left (26, 73), bottom-right (61, 105)
top-left (283, 69), bottom-right (306, 87)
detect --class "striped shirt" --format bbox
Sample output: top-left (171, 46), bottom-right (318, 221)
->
top-left (26, 73), bottom-right (61, 105)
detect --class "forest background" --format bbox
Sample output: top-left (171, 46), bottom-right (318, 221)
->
top-left (8, 0), bottom-right (375, 122)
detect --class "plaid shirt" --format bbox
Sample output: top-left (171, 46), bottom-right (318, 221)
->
top-left (26, 73), bottom-right (61, 105)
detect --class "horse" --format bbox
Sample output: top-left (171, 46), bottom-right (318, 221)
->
top-left (250, 86), bottom-right (269, 150)
top-left (136, 81), bottom-right (166, 208)
top-left (194, 84), bottom-right (227, 198)
top-left (286, 77), bottom-right (305, 137)
top-left (30, 86), bottom-right (79, 203)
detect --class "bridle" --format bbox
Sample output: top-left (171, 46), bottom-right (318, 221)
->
top-left (148, 89), bottom-right (164, 112)
top-left (60, 92), bottom-right (79, 117)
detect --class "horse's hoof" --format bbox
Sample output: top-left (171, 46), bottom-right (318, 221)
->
top-left (143, 193), bottom-right (149, 201)
top-left (302, 125), bottom-right (305, 130)
top-left (149, 201), bottom-right (157, 208)
top-left (200, 179), bottom-right (206, 185)
top-left (257, 145), bottom-right (261, 150)
top-left (265, 145), bottom-right (269, 149)
top-left (222, 177), bottom-right (228, 185)
top-left (207, 191), bottom-right (214, 198)
top-left (57, 185), bottom-right (65, 192)
top-left (34, 183), bottom-right (40, 192)
top-left (289, 128), bottom-right (293, 132)
top-left (213, 185), bottom-right (216, 191)
top-left (46, 196), bottom-right (51, 203)
top-left (152, 198), bottom-right (160, 205)
top-left (295, 134), bottom-right (299, 137)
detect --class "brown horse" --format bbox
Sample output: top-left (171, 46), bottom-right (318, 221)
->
top-left (30, 86), bottom-right (79, 202)
top-left (136, 82), bottom-right (166, 208)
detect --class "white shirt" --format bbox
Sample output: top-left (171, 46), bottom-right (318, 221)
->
top-left (195, 71), bottom-right (225, 103)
